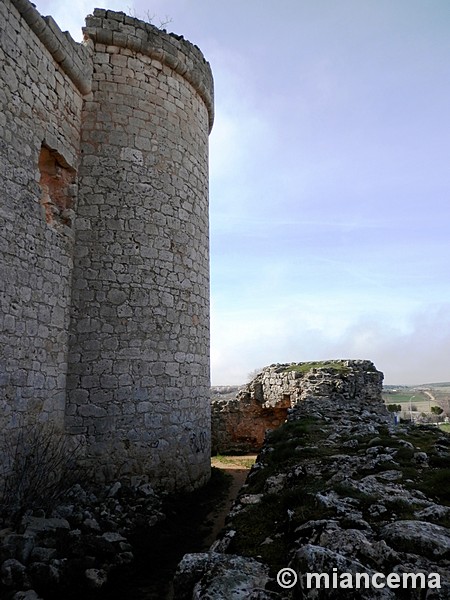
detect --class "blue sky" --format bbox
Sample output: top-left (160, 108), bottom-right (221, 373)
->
top-left (35, 0), bottom-right (450, 385)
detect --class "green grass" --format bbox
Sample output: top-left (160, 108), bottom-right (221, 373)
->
top-left (222, 412), bottom-right (450, 583)
top-left (266, 416), bottom-right (323, 443)
top-left (228, 494), bottom-right (288, 570)
top-left (213, 454), bottom-right (256, 469)
top-left (439, 423), bottom-right (450, 434)
top-left (244, 417), bottom-right (330, 494)
top-left (382, 391), bottom-right (429, 404)
top-left (229, 485), bottom-right (335, 574)
top-left (283, 360), bottom-right (351, 375)
top-left (351, 425), bottom-right (450, 512)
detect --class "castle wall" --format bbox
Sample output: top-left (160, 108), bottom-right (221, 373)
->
top-left (65, 11), bottom-right (214, 489)
top-left (211, 389), bottom-right (289, 454)
top-left (0, 0), bottom-right (90, 433)
top-left (0, 1), bottom-right (214, 491)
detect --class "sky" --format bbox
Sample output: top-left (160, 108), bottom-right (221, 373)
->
top-left (34, 0), bottom-right (450, 386)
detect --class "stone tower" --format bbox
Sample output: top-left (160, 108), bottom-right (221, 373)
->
top-left (0, 1), bottom-right (214, 491)
top-left (66, 11), bottom-right (214, 489)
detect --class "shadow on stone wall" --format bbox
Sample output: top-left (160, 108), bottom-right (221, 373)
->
top-left (211, 360), bottom-right (382, 455)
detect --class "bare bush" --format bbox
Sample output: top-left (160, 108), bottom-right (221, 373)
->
top-left (127, 6), bottom-right (173, 28)
top-left (0, 423), bottom-right (87, 526)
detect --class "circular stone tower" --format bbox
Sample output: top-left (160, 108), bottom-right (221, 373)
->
top-left (66, 10), bottom-right (214, 490)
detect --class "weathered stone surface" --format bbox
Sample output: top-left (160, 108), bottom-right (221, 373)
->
top-left (85, 567), bottom-right (108, 589)
top-left (12, 591), bottom-right (43, 600)
top-left (174, 553), bottom-right (278, 600)
top-left (187, 361), bottom-right (450, 598)
top-left (293, 545), bottom-right (396, 599)
top-left (1, 559), bottom-right (29, 588)
top-left (211, 385), bottom-right (289, 454)
top-left (0, 477), bottom-right (164, 598)
top-left (381, 521), bottom-right (450, 559)
top-left (0, 0), bottom-right (213, 491)
top-left (1, 534), bottom-right (35, 564)
top-left (22, 517), bottom-right (70, 536)
top-left (211, 360), bottom-right (384, 453)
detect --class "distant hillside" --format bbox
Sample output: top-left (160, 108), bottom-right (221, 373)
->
top-left (416, 382), bottom-right (450, 389)
top-left (384, 382), bottom-right (450, 390)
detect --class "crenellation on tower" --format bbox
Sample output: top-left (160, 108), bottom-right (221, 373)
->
top-left (82, 9), bottom-right (214, 132)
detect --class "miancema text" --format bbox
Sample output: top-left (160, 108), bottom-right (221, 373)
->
top-left (306, 569), bottom-right (440, 590)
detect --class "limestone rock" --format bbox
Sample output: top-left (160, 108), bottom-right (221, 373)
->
top-left (85, 567), bottom-right (108, 589)
top-left (381, 520), bottom-right (450, 559)
top-left (293, 545), bottom-right (396, 599)
top-left (211, 360), bottom-right (384, 453)
top-left (199, 361), bottom-right (450, 598)
top-left (22, 517), bottom-right (70, 536)
top-left (1, 558), bottom-right (29, 588)
top-left (12, 591), bottom-right (43, 600)
top-left (174, 553), bottom-right (279, 600)
top-left (1, 533), bottom-right (35, 564)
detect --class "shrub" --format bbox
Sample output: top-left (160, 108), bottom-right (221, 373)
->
top-left (0, 422), bottom-right (86, 526)
top-left (387, 403), bottom-right (402, 413)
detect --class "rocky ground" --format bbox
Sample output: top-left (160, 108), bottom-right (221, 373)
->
top-left (175, 361), bottom-right (450, 599)
top-left (0, 477), bottom-right (165, 599)
top-left (0, 468), bottom-right (231, 600)
top-left (2, 362), bottom-right (449, 599)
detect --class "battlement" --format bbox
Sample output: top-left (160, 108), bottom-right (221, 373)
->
top-left (83, 9), bottom-right (214, 131)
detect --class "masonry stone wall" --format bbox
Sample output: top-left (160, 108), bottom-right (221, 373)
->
top-left (211, 386), bottom-right (289, 454)
top-left (0, 0), bottom-right (89, 432)
top-left (0, 0), bottom-right (213, 491)
top-left (211, 360), bottom-right (384, 453)
top-left (184, 362), bottom-right (450, 598)
top-left (66, 10), bottom-right (213, 488)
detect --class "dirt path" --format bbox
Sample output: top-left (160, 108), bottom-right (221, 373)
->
top-left (202, 455), bottom-right (257, 549)
top-left (105, 456), bottom-right (257, 599)
top-left (424, 390), bottom-right (435, 404)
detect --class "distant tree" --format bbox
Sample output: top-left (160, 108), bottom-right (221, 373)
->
top-left (247, 368), bottom-right (263, 382)
top-left (431, 406), bottom-right (444, 416)
top-left (387, 404), bottom-right (402, 413)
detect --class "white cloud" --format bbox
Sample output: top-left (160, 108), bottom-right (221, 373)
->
top-left (211, 300), bottom-right (450, 387)
top-left (31, 1), bottom-right (450, 390)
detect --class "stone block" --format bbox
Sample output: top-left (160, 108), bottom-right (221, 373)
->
top-left (2, 0), bottom-right (213, 493)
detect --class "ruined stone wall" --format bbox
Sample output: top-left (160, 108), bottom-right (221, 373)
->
top-left (260, 359), bottom-right (383, 406)
top-left (0, 1), bottom-right (213, 491)
top-left (66, 10), bottom-right (213, 488)
top-left (182, 362), bottom-right (450, 598)
top-left (0, 0), bottom-right (90, 432)
top-left (211, 386), bottom-right (289, 454)
top-left (211, 360), bottom-right (384, 453)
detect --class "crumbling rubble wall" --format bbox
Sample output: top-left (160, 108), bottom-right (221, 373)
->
top-left (211, 360), bottom-right (383, 453)
top-left (179, 361), bottom-right (450, 598)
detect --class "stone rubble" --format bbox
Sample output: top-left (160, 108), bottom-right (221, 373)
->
top-left (0, 479), bottom-right (164, 598)
top-left (178, 360), bottom-right (450, 599)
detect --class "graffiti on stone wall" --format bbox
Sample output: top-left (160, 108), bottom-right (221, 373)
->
top-left (189, 431), bottom-right (207, 453)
